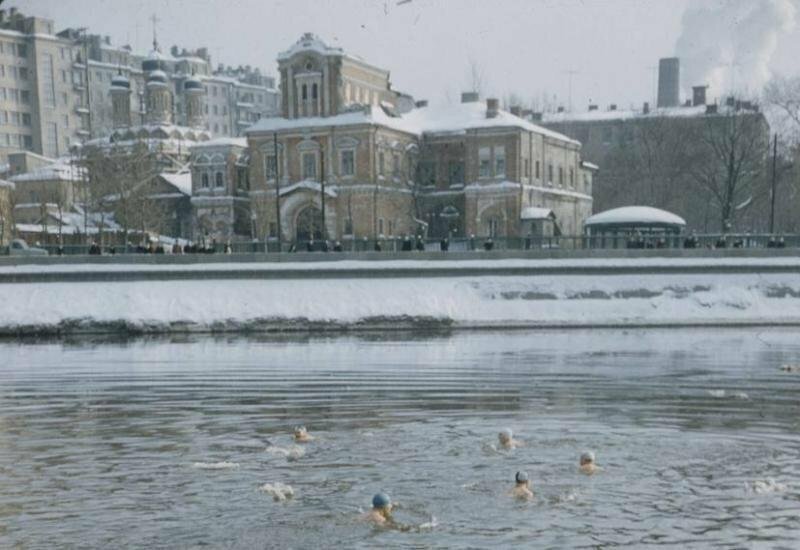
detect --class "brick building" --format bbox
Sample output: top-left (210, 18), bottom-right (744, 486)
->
top-left (194, 34), bottom-right (594, 245)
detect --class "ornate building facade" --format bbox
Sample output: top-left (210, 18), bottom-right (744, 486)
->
top-left (192, 34), bottom-right (595, 245)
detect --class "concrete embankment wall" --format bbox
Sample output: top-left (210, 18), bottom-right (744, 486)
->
top-left (1, 255), bottom-right (799, 336)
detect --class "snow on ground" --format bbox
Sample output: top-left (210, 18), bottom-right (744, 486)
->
top-left (1, 271), bottom-right (799, 334)
top-left (1, 256), bottom-right (800, 276)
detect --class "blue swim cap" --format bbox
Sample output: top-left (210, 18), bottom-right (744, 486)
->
top-left (372, 492), bottom-right (391, 509)
top-left (515, 471), bottom-right (529, 483)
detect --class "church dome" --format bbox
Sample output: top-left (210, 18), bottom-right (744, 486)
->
top-left (142, 49), bottom-right (167, 72)
top-left (110, 73), bottom-right (130, 89)
top-left (184, 74), bottom-right (203, 91)
top-left (147, 69), bottom-right (168, 85)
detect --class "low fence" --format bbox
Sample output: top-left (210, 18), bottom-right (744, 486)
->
top-left (2, 233), bottom-right (799, 257)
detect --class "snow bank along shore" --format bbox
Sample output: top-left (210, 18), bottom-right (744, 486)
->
top-left (1, 258), bottom-right (799, 335)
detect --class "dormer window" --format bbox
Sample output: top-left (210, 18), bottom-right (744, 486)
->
top-left (305, 61), bottom-right (313, 70)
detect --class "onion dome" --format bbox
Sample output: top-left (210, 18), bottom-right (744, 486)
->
top-left (184, 74), bottom-right (203, 91)
top-left (146, 69), bottom-right (168, 86)
top-left (142, 49), bottom-right (167, 72)
top-left (110, 72), bottom-right (130, 89)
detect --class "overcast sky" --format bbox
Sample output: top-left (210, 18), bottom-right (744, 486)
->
top-left (18, 0), bottom-right (800, 111)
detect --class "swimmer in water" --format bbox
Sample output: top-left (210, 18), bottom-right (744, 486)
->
top-left (293, 426), bottom-right (314, 443)
top-left (579, 451), bottom-right (599, 475)
top-left (363, 492), bottom-right (394, 525)
top-left (509, 471), bottom-right (534, 500)
top-left (498, 428), bottom-right (522, 449)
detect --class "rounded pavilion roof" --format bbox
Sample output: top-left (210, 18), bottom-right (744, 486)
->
top-left (585, 206), bottom-right (686, 229)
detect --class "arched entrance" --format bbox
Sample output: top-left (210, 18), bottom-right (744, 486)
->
top-left (295, 206), bottom-right (323, 241)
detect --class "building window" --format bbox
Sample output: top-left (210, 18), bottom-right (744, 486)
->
top-left (213, 105), bottom-right (218, 115)
top-left (558, 166), bottom-right (564, 186)
top-left (21, 113), bottom-right (31, 126)
top-left (479, 146), bottom-right (491, 178)
top-left (215, 171), bottom-right (224, 188)
top-left (392, 154), bottom-right (400, 178)
top-left (312, 83), bottom-right (318, 100)
top-left (488, 217), bottom-right (499, 238)
top-left (0, 66), bottom-right (4, 77)
top-left (212, 86), bottom-right (217, 97)
top-left (16, 44), bottom-right (27, 58)
top-left (548, 163), bottom-right (553, 184)
top-left (340, 149), bottom-right (355, 177)
top-left (302, 152), bottom-right (317, 180)
top-left (201, 173), bottom-right (209, 188)
top-left (264, 153), bottom-right (277, 181)
top-left (301, 84), bottom-right (307, 100)
top-left (63, 115), bottom-right (69, 128)
top-left (222, 106), bottom-right (227, 115)
top-left (19, 67), bottom-right (28, 80)
top-left (378, 218), bottom-right (384, 235)
top-left (602, 126), bottom-right (613, 145)
top-left (569, 167), bottom-right (574, 187)
top-left (378, 151), bottom-right (385, 175)
top-left (524, 158), bottom-right (530, 178)
top-left (448, 161), bottom-right (464, 185)
top-left (418, 161), bottom-right (435, 186)
top-left (494, 146), bottom-right (506, 177)
top-left (535, 160), bottom-right (540, 179)
top-left (344, 218), bottom-right (353, 235)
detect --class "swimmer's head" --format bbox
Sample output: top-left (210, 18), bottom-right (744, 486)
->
top-left (515, 470), bottom-right (529, 484)
top-left (498, 428), bottom-right (513, 444)
top-left (372, 492), bottom-right (391, 510)
top-left (580, 451), bottom-right (595, 465)
top-left (294, 426), bottom-right (307, 436)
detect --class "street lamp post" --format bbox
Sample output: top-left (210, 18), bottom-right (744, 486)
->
top-left (273, 131), bottom-right (281, 252)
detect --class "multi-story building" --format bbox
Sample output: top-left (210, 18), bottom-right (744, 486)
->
top-left (0, 7), bottom-right (279, 163)
top-left (0, 8), bottom-right (85, 160)
top-left (194, 34), bottom-right (594, 245)
top-left (542, 63), bottom-right (770, 232)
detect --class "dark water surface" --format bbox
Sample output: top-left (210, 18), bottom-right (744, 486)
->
top-left (1, 329), bottom-right (800, 549)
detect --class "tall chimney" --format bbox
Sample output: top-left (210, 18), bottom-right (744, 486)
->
top-left (692, 85), bottom-right (707, 106)
top-left (643, 101), bottom-right (650, 114)
top-left (461, 91), bottom-right (479, 103)
top-left (486, 98), bottom-right (499, 118)
top-left (657, 57), bottom-right (680, 108)
top-left (509, 105), bottom-right (521, 116)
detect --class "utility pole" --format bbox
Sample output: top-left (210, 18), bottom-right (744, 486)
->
top-left (770, 133), bottom-right (778, 234)
top-left (273, 131), bottom-right (281, 252)
top-left (320, 145), bottom-right (326, 242)
top-left (562, 70), bottom-right (579, 112)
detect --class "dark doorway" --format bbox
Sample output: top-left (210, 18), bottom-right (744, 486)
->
top-left (295, 206), bottom-right (323, 241)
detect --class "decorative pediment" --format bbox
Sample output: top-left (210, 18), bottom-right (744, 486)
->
top-left (297, 139), bottom-right (321, 152)
top-left (335, 136), bottom-right (359, 149)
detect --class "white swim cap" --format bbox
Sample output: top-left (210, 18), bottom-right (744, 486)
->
top-left (515, 471), bottom-right (529, 483)
top-left (499, 428), bottom-right (513, 439)
top-left (581, 451), bottom-right (595, 463)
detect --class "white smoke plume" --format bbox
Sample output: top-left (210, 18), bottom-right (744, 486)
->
top-left (675, 0), bottom-right (797, 100)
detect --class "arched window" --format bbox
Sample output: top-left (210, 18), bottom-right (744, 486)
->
top-left (312, 83), bottom-right (318, 99)
top-left (301, 84), bottom-right (307, 100)
top-left (201, 173), bottom-right (209, 188)
top-left (215, 171), bottom-right (224, 187)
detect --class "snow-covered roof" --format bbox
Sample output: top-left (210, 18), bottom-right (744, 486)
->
top-left (247, 102), bottom-right (579, 145)
top-left (278, 180), bottom-right (337, 198)
top-left (190, 137), bottom-right (248, 149)
top-left (581, 161), bottom-right (599, 171)
top-left (520, 207), bottom-right (555, 220)
top-left (9, 159), bottom-right (84, 183)
top-left (543, 104), bottom-right (758, 124)
top-left (0, 179), bottom-right (14, 190)
top-left (585, 206), bottom-right (686, 227)
top-left (159, 172), bottom-right (192, 196)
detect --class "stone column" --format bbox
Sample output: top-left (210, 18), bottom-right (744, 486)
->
top-left (287, 67), bottom-right (295, 118)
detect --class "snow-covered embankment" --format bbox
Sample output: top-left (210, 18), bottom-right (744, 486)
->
top-left (1, 258), bottom-right (799, 334)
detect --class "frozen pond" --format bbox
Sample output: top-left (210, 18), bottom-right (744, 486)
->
top-left (1, 329), bottom-right (800, 548)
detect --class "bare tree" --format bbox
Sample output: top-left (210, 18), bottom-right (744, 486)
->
top-left (764, 75), bottom-right (800, 143)
top-left (688, 110), bottom-right (769, 231)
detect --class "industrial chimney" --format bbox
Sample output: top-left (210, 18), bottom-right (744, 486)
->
top-left (692, 85), bottom-right (708, 106)
top-left (461, 91), bottom-right (479, 103)
top-left (486, 98), bottom-right (499, 118)
top-left (657, 57), bottom-right (680, 108)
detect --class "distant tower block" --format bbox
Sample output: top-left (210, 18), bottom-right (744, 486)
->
top-left (184, 73), bottom-right (206, 129)
top-left (110, 71), bottom-right (132, 129)
top-left (657, 57), bottom-right (680, 108)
